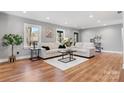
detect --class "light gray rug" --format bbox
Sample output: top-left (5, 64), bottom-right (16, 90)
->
top-left (44, 56), bottom-right (89, 71)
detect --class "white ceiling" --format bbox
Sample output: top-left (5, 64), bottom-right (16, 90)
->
top-left (3, 11), bottom-right (123, 29)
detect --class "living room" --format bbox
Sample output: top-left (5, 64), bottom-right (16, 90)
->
top-left (0, 11), bottom-right (123, 82)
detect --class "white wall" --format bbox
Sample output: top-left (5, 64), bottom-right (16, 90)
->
top-left (123, 12), bottom-right (124, 69)
top-left (0, 13), bottom-right (79, 60)
top-left (80, 24), bottom-right (123, 52)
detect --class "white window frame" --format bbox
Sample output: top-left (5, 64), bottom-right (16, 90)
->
top-left (24, 23), bottom-right (42, 49)
top-left (56, 29), bottom-right (65, 43)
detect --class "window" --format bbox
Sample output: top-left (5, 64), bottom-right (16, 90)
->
top-left (56, 29), bottom-right (65, 43)
top-left (24, 23), bottom-right (41, 48)
top-left (74, 32), bottom-right (79, 45)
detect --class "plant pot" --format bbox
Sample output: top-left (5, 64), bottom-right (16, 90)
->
top-left (9, 56), bottom-right (16, 62)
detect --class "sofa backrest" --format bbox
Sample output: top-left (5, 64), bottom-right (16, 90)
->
top-left (75, 42), bottom-right (95, 48)
top-left (41, 42), bottom-right (60, 49)
top-left (75, 42), bottom-right (83, 48)
top-left (82, 42), bottom-right (95, 48)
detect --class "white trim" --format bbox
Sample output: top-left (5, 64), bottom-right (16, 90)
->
top-left (122, 22), bottom-right (124, 69)
top-left (0, 55), bottom-right (30, 63)
top-left (17, 55), bottom-right (30, 60)
top-left (56, 28), bottom-right (65, 42)
top-left (0, 59), bottom-right (8, 63)
top-left (102, 50), bottom-right (122, 54)
top-left (123, 64), bottom-right (124, 69)
top-left (122, 12), bottom-right (124, 69)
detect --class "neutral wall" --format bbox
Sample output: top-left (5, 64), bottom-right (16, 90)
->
top-left (0, 13), bottom-right (79, 59)
top-left (122, 11), bottom-right (124, 69)
top-left (80, 24), bottom-right (123, 52)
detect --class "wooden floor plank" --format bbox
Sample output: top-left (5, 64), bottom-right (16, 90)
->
top-left (119, 69), bottom-right (124, 82)
top-left (0, 52), bottom-right (122, 82)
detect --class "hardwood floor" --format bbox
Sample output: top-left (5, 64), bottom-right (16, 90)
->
top-left (0, 52), bottom-right (122, 82)
top-left (119, 69), bottom-right (124, 82)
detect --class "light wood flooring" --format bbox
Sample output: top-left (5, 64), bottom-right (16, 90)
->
top-left (0, 52), bottom-right (123, 82)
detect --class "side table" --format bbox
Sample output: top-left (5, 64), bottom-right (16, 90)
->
top-left (30, 48), bottom-right (41, 61)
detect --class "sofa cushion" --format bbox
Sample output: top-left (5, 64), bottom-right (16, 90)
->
top-left (52, 42), bottom-right (60, 49)
top-left (75, 42), bottom-right (83, 48)
top-left (41, 42), bottom-right (59, 49)
top-left (46, 49), bottom-right (60, 54)
top-left (47, 43), bottom-right (54, 49)
top-left (82, 43), bottom-right (94, 48)
top-left (47, 42), bottom-right (60, 49)
top-left (72, 48), bottom-right (87, 52)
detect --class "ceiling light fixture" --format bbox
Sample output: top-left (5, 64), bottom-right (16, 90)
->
top-left (23, 11), bottom-right (27, 13)
top-left (103, 24), bottom-right (107, 26)
top-left (75, 25), bottom-right (78, 27)
top-left (97, 20), bottom-right (101, 23)
top-left (65, 22), bottom-right (68, 24)
top-left (89, 15), bottom-right (93, 18)
top-left (46, 17), bottom-right (50, 20)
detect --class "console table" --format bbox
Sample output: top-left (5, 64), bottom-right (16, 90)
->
top-left (30, 48), bottom-right (41, 61)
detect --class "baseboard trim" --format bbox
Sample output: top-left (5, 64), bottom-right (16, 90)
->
top-left (0, 59), bottom-right (8, 63)
top-left (102, 50), bottom-right (122, 54)
top-left (0, 55), bottom-right (30, 63)
top-left (17, 55), bottom-right (30, 60)
top-left (122, 64), bottom-right (124, 69)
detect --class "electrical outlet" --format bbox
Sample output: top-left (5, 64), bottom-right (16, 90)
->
top-left (17, 51), bottom-right (19, 55)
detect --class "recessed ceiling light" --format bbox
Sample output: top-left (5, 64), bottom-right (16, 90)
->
top-left (97, 20), bottom-right (101, 23)
top-left (64, 21), bottom-right (68, 24)
top-left (65, 22), bottom-right (68, 24)
top-left (89, 15), bottom-right (93, 18)
top-left (23, 11), bottom-right (27, 13)
top-left (103, 24), bottom-right (107, 26)
top-left (46, 17), bottom-right (50, 20)
top-left (75, 25), bottom-right (78, 27)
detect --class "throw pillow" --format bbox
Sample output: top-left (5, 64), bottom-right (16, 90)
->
top-left (42, 46), bottom-right (50, 50)
top-left (58, 45), bottom-right (66, 49)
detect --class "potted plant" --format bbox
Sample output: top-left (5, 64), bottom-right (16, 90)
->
top-left (62, 38), bottom-right (73, 48)
top-left (2, 34), bottom-right (23, 62)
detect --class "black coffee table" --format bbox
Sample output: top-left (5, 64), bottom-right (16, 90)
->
top-left (58, 49), bottom-right (76, 63)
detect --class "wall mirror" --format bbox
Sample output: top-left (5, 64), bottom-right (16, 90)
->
top-left (24, 23), bottom-right (41, 48)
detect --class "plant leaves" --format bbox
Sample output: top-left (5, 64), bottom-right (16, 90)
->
top-left (2, 34), bottom-right (23, 46)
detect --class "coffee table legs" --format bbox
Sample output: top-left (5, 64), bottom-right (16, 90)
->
top-left (62, 53), bottom-right (64, 59)
top-left (58, 52), bottom-right (76, 63)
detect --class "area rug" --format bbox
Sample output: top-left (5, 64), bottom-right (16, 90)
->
top-left (44, 56), bottom-right (89, 71)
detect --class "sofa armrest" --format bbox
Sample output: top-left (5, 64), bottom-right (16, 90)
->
top-left (70, 46), bottom-right (76, 48)
top-left (40, 48), bottom-right (47, 58)
top-left (41, 48), bottom-right (46, 51)
top-left (87, 48), bottom-right (96, 55)
top-left (85, 47), bottom-right (95, 49)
